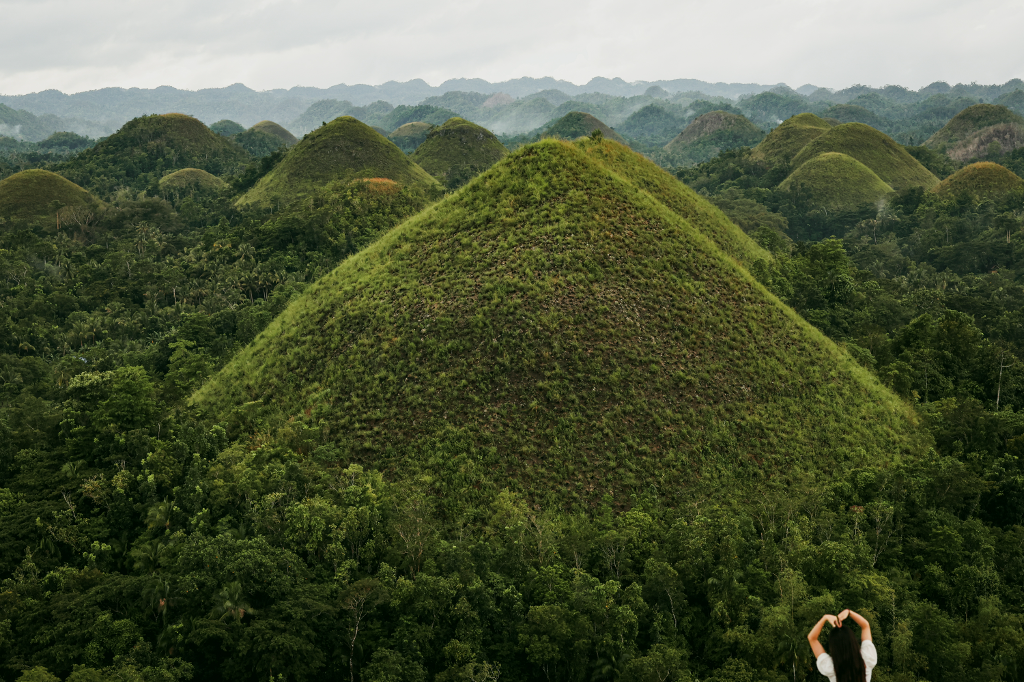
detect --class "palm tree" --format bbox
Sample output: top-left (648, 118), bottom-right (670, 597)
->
top-left (131, 539), bottom-right (170, 574)
top-left (209, 582), bottom-right (254, 622)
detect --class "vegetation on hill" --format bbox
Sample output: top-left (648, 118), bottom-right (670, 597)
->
top-left (56, 114), bottom-right (248, 197)
top-left (663, 111), bottom-right (763, 166)
top-left (249, 120), bottom-right (298, 147)
top-left (388, 121), bottom-right (433, 153)
top-left (409, 117), bottom-right (507, 189)
top-left (821, 104), bottom-right (883, 128)
top-left (542, 112), bottom-right (625, 143)
top-left (932, 161), bottom-right (1024, 199)
top-left (790, 123), bottom-right (939, 191)
top-left (752, 112), bottom-right (832, 164)
top-left (157, 168), bottom-right (227, 203)
top-left (945, 122), bottom-right (1024, 163)
top-left (926, 103), bottom-right (1024, 146)
top-left (780, 152), bottom-right (894, 209)
top-left (237, 116), bottom-right (441, 206)
top-left (0, 169), bottom-right (103, 228)
top-left (616, 103), bottom-right (685, 147)
top-left (210, 119), bottom-right (245, 137)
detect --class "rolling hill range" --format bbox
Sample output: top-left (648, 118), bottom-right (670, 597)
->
top-left (932, 161), bottom-right (1024, 199)
top-left (55, 113), bottom-right (248, 196)
top-left (790, 122), bottom-right (939, 191)
top-left (237, 116), bottom-right (441, 206)
top-left (410, 117), bottom-right (507, 188)
top-left (0, 169), bottom-right (103, 227)
top-left (193, 138), bottom-right (925, 501)
top-left (663, 111), bottom-right (763, 164)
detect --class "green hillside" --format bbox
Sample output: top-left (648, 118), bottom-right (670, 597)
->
top-left (543, 111), bottom-right (626, 144)
top-left (158, 167), bottom-right (227, 195)
top-left (932, 161), bottom-right (1024, 199)
top-left (249, 120), bottom-right (298, 146)
top-left (926, 103), bottom-right (1024, 146)
top-left (194, 139), bottom-right (924, 501)
top-left (56, 113), bottom-right (248, 196)
top-left (822, 104), bottom-right (883, 128)
top-left (388, 121), bottom-right (433, 153)
top-left (791, 122), bottom-right (939, 191)
top-left (617, 103), bottom-right (685, 146)
top-left (780, 152), bottom-right (894, 210)
top-left (752, 112), bottom-right (832, 164)
top-left (663, 111), bottom-right (763, 164)
top-left (0, 169), bottom-right (103, 227)
top-left (410, 117), bottom-right (507, 189)
top-left (237, 116), bottom-right (441, 206)
top-left (945, 122), bottom-right (1024, 163)
top-left (210, 119), bottom-right (245, 136)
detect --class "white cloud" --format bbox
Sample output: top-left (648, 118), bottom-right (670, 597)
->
top-left (1, 0), bottom-right (1022, 94)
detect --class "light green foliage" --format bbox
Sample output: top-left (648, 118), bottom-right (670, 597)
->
top-left (16, 668), bottom-right (59, 682)
top-left (780, 152), bottom-right (894, 210)
top-left (790, 123), bottom-right (939, 191)
top-left (238, 116), bottom-right (441, 206)
top-left (410, 117), bottom-right (508, 189)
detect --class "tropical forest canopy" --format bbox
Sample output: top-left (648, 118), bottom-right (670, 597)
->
top-left (1, 75), bottom-right (1024, 682)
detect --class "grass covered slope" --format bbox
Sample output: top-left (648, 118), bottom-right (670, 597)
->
top-left (0, 169), bottom-right (103, 226)
top-left (194, 139), bottom-right (925, 502)
top-left (791, 123), bottom-right (939, 191)
top-left (238, 116), bottom-right (441, 206)
top-left (780, 152), bottom-right (894, 210)
top-left (932, 161), bottom-right (1024, 199)
top-left (158, 168), bottom-right (227, 192)
top-left (410, 117), bottom-right (507, 189)
top-left (926, 104), bottom-right (1024, 146)
top-left (249, 120), bottom-right (298, 146)
top-left (663, 111), bottom-right (763, 163)
top-left (389, 121), bottom-right (433, 153)
top-left (543, 112), bottom-right (626, 144)
top-left (752, 113), bottom-right (832, 164)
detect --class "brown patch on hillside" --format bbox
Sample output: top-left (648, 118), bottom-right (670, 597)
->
top-left (948, 123), bottom-right (1024, 163)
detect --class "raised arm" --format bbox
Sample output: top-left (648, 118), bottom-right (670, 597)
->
top-left (807, 614), bottom-right (838, 657)
top-left (838, 609), bottom-right (872, 642)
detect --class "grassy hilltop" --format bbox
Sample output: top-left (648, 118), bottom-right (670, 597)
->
top-left (237, 116), bottom-right (441, 206)
top-left (780, 152), bottom-right (894, 209)
top-left (932, 161), bottom-right (1024, 199)
top-left (410, 117), bottom-right (508, 189)
top-left (752, 112), bottom-right (833, 164)
top-left (194, 138), bottom-right (924, 502)
top-left (663, 111), bottom-right (763, 164)
top-left (249, 120), bottom-right (298, 146)
top-left (926, 103), bottom-right (1024, 146)
top-left (0, 169), bottom-right (103, 227)
top-left (543, 112), bottom-right (626, 144)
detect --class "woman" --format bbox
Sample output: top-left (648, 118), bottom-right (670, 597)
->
top-left (806, 609), bottom-right (878, 682)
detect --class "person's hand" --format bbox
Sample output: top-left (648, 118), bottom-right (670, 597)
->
top-left (838, 609), bottom-right (851, 625)
top-left (824, 614), bottom-right (839, 628)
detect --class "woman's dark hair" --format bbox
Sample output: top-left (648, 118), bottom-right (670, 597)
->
top-left (828, 626), bottom-right (865, 682)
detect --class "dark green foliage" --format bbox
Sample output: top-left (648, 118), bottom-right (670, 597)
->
top-left (409, 118), bottom-right (507, 189)
top-left (542, 112), bottom-right (625, 144)
top-left (663, 112), bottom-right (764, 166)
top-left (210, 120), bottom-right (245, 137)
top-left (616, 104), bottom-right (685, 148)
top-left (232, 129), bottom-right (286, 159)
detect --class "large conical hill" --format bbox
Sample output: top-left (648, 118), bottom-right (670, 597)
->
top-left (926, 104), bottom-right (1024, 147)
top-left (410, 117), bottom-right (508, 189)
top-left (791, 123), bottom-right (939, 191)
top-left (0, 169), bottom-right (103, 227)
top-left (543, 112), bottom-right (626, 144)
top-left (752, 113), bottom-right (832, 165)
top-left (780, 152), bottom-right (894, 210)
top-left (237, 116), bottom-right (441, 206)
top-left (932, 162), bottom-right (1024, 199)
top-left (194, 139), bottom-right (926, 502)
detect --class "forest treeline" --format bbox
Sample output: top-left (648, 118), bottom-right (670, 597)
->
top-left (1, 93), bottom-right (1024, 682)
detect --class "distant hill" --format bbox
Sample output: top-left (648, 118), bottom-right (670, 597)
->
top-left (410, 118), bottom-right (507, 189)
top-left (790, 123), bottom-right (938, 191)
top-left (194, 137), bottom-right (924, 501)
top-left (944, 123), bottom-right (1024, 163)
top-left (0, 169), bottom-right (103, 228)
top-left (210, 120), bottom-right (245, 137)
top-left (932, 161), bottom-right (1024, 199)
top-left (250, 120), bottom-right (298, 146)
top-left (752, 113), bottom-right (833, 165)
top-left (237, 116), bottom-right (441, 206)
top-left (663, 111), bottom-right (763, 164)
top-left (926, 104), bottom-right (1024, 146)
top-left (543, 112), bottom-right (625, 144)
top-left (822, 104), bottom-right (883, 128)
top-left (779, 152), bottom-right (894, 210)
top-left (616, 104), bottom-right (685, 147)
top-left (158, 168), bottom-right (227, 198)
top-left (56, 113), bottom-right (248, 196)
top-left (389, 121), bottom-right (433, 153)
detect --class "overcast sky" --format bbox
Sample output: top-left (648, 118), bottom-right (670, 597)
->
top-left (2, 0), bottom-right (1022, 95)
